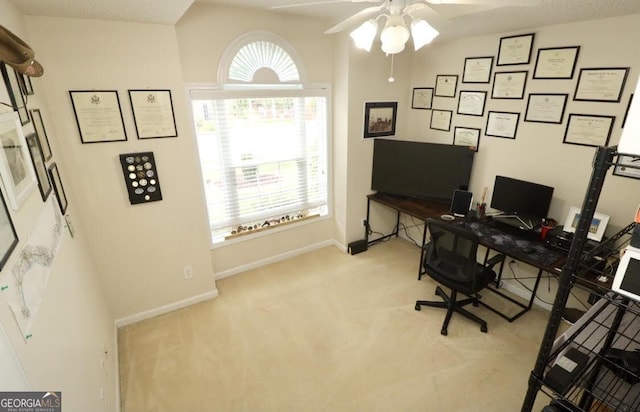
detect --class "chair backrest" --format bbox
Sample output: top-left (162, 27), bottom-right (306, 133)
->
top-left (424, 218), bottom-right (480, 286)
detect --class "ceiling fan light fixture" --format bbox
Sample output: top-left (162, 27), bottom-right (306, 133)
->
top-left (411, 19), bottom-right (439, 51)
top-left (380, 15), bottom-right (410, 55)
top-left (349, 19), bottom-right (378, 52)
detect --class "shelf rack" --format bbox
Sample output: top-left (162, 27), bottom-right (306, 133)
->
top-left (521, 146), bottom-right (640, 412)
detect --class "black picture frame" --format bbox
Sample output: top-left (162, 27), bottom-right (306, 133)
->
top-left (0, 187), bottom-right (18, 271)
top-left (29, 109), bottom-right (52, 161)
top-left (486, 111), bottom-right (520, 139)
top-left (574, 67), bottom-right (629, 103)
top-left (0, 62), bottom-right (29, 125)
top-left (563, 114), bottom-right (615, 148)
top-left (16, 72), bottom-right (34, 96)
top-left (613, 155), bottom-right (640, 179)
top-left (462, 56), bottom-right (494, 84)
top-left (364, 102), bottom-right (397, 138)
top-left (533, 46), bottom-right (580, 80)
top-left (430, 109), bottom-right (452, 131)
top-left (69, 90), bottom-right (127, 143)
top-left (434, 75), bottom-right (458, 98)
top-left (622, 94), bottom-right (634, 128)
top-left (26, 133), bottom-right (52, 201)
top-left (453, 127), bottom-right (481, 152)
top-left (524, 93), bottom-right (568, 124)
top-left (128, 89), bottom-right (178, 139)
top-left (457, 90), bottom-right (487, 116)
top-left (411, 87), bottom-right (433, 109)
top-left (491, 71), bottom-right (528, 99)
top-left (48, 162), bottom-right (68, 214)
top-left (497, 33), bottom-right (535, 66)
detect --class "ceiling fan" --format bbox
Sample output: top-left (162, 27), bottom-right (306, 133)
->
top-left (272, 0), bottom-right (538, 54)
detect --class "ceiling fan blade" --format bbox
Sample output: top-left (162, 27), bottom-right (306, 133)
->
top-left (325, 4), bottom-right (386, 34)
top-left (271, 0), bottom-right (378, 10)
top-left (428, 0), bottom-right (542, 6)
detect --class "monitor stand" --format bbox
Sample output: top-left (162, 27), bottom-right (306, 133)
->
top-left (493, 214), bottom-right (536, 231)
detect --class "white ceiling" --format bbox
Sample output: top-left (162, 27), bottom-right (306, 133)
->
top-left (9, 0), bottom-right (640, 42)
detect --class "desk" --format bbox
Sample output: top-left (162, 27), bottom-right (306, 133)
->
top-left (365, 192), bottom-right (566, 322)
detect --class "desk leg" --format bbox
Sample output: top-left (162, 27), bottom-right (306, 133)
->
top-left (481, 268), bottom-right (545, 322)
top-left (418, 221), bottom-right (428, 280)
top-left (365, 197), bottom-right (371, 243)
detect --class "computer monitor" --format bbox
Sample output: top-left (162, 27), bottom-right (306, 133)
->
top-left (490, 175), bottom-right (554, 229)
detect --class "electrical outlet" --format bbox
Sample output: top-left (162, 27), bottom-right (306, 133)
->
top-left (362, 219), bottom-right (367, 226)
top-left (183, 265), bottom-right (193, 279)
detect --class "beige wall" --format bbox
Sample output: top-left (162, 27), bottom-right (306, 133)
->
top-left (24, 16), bottom-right (217, 321)
top-left (0, 1), bottom-right (117, 410)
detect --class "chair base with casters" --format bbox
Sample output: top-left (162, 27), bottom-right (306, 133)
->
top-left (415, 218), bottom-right (505, 336)
top-left (415, 286), bottom-right (487, 335)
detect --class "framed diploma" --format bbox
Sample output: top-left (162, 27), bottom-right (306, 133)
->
top-left (128, 89), bottom-right (178, 139)
top-left (430, 110), bottom-right (452, 131)
top-left (623, 94), bottom-right (634, 128)
top-left (486, 111), bottom-right (520, 139)
top-left (0, 63), bottom-right (29, 125)
top-left (69, 90), bottom-right (127, 143)
top-left (563, 114), bottom-right (615, 147)
top-left (435, 75), bottom-right (458, 98)
top-left (26, 133), bottom-right (52, 201)
top-left (0, 112), bottom-right (37, 210)
top-left (613, 155), bottom-right (640, 179)
top-left (463, 56), bottom-right (493, 83)
top-left (364, 101), bottom-right (397, 138)
top-left (457, 91), bottom-right (486, 116)
top-left (524, 93), bottom-right (568, 124)
top-left (497, 33), bottom-right (534, 66)
top-left (411, 87), bottom-right (433, 110)
top-left (533, 46), bottom-right (580, 80)
top-left (453, 127), bottom-right (481, 152)
top-left (491, 71), bottom-right (527, 99)
top-left (574, 67), bottom-right (629, 103)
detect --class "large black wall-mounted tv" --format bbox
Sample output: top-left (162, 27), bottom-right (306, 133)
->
top-left (490, 175), bottom-right (554, 219)
top-left (371, 139), bottom-right (475, 202)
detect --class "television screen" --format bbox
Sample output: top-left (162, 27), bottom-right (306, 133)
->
top-left (490, 175), bottom-right (554, 219)
top-left (371, 140), bottom-right (474, 202)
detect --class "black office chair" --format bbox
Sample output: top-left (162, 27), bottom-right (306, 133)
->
top-left (415, 218), bottom-right (505, 335)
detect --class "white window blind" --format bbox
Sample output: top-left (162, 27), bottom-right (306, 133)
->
top-left (191, 89), bottom-right (328, 242)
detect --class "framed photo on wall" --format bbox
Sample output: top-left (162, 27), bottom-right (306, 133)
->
top-left (128, 89), bottom-right (178, 139)
top-left (364, 102), bottom-right (397, 138)
top-left (497, 33), bottom-right (535, 66)
top-left (25, 133), bottom-right (52, 201)
top-left (613, 155), bottom-right (640, 179)
top-left (0, 112), bottom-right (37, 210)
top-left (48, 162), bottom-right (68, 214)
top-left (411, 87), bottom-right (433, 109)
top-left (563, 114), bottom-right (615, 147)
top-left (0, 62), bottom-right (29, 125)
top-left (29, 109), bottom-right (52, 161)
top-left (0, 188), bottom-right (18, 271)
top-left (69, 90), bottom-right (127, 143)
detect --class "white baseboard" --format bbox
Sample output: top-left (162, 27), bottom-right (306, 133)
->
top-left (114, 289), bottom-right (219, 327)
top-left (214, 239), bottom-right (343, 280)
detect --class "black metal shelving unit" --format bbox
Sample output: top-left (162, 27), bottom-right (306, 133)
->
top-left (522, 146), bottom-right (640, 412)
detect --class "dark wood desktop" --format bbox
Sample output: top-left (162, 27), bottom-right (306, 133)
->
top-left (365, 192), bottom-right (566, 321)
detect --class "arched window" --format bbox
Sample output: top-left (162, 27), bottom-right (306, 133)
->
top-left (190, 31), bottom-right (329, 244)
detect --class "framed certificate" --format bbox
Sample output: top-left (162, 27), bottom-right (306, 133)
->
top-left (457, 91), bottom-right (486, 116)
top-left (563, 114), bottom-right (615, 147)
top-left (128, 89), bottom-right (178, 139)
top-left (411, 87), bottom-right (433, 109)
top-left (69, 90), bottom-right (127, 143)
top-left (0, 112), bottom-right (37, 210)
top-left (0, 63), bottom-right (29, 125)
top-left (524, 93), bottom-right (568, 124)
top-left (623, 94), bottom-right (634, 128)
top-left (430, 109), bottom-right (452, 131)
top-left (497, 33), bottom-right (534, 66)
top-left (48, 162), bottom-right (68, 214)
top-left (453, 127), bottom-right (481, 152)
top-left (463, 56), bottom-right (493, 83)
top-left (486, 111), bottom-right (520, 139)
top-left (29, 109), bottom-right (52, 161)
top-left (614, 155), bottom-right (640, 179)
top-left (533, 46), bottom-right (580, 79)
top-left (26, 133), bottom-right (52, 201)
top-left (574, 67), bottom-right (629, 103)
top-left (492, 71), bottom-right (527, 99)
top-left (435, 75), bottom-right (458, 98)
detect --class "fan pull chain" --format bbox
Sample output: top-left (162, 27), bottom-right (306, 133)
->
top-left (388, 54), bottom-right (395, 82)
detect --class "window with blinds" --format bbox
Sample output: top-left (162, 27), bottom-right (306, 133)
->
top-left (190, 35), bottom-right (329, 243)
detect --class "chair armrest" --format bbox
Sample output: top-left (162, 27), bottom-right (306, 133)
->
top-left (485, 253), bottom-right (506, 270)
